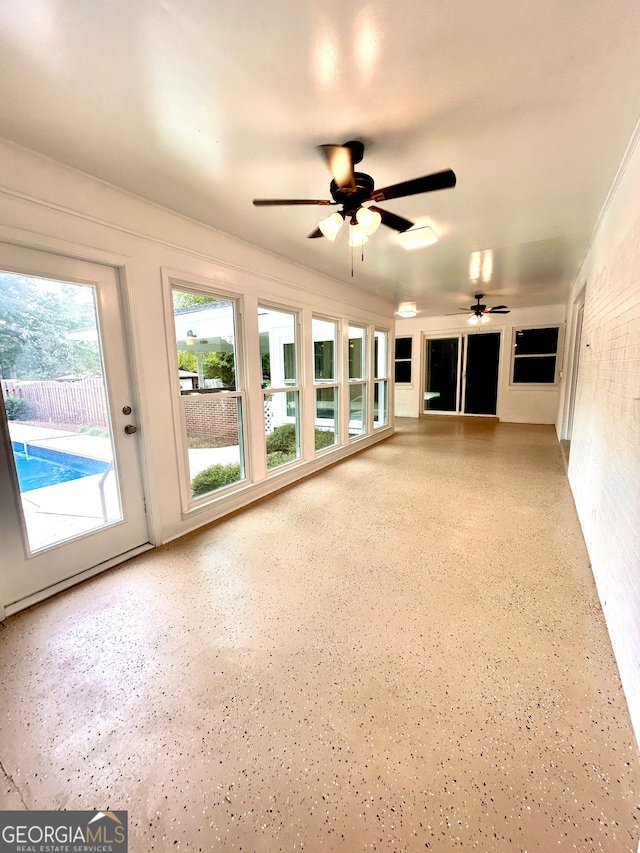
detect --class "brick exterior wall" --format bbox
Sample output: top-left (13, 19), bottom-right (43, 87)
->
top-left (565, 131), bottom-right (640, 746)
top-left (183, 396), bottom-right (239, 446)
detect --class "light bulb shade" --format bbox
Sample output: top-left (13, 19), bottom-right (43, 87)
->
top-left (468, 314), bottom-right (479, 326)
top-left (319, 211), bottom-right (344, 241)
top-left (395, 225), bottom-right (438, 249)
top-left (480, 313), bottom-right (490, 324)
top-left (356, 206), bottom-right (382, 235)
top-left (349, 224), bottom-right (368, 247)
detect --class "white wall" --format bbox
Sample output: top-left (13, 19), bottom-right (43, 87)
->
top-left (558, 125), bottom-right (640, 745)
top-left (395, 305), bottom-right (565, 423)
top-left (0, 140), bottom-right (394, 569)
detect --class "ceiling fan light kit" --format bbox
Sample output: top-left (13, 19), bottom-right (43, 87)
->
top-left (455, 293), bottom-right (510, 324)
top-left (356, 206), bottom-right (382, 235)
top-left (318, 211), bottom-right (343, 240)
top-left (348, 223), bottom-right (368, 247)
top-left (253, 140), bottom-right (455, 258)
top-left (468, 313), bottom-right (490, 325)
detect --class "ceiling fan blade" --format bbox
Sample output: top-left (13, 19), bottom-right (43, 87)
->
top-left (308, 227), bottom-right (324, 239)
top-left (253, 198), bottom-right (334, 206)
top-left (369, 205), bottom-right (414, 233)
top-left (372, 169), bottom-right (457, 203)
top-left (487, 305), bottom-right (509, 311)
top-left (488, 309), bottom-right (510, 314)
top-left (318, 144), bottom-right (356, 191)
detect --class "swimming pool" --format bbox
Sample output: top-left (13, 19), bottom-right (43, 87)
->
top-left (11, 441), bottom-right (110, 492)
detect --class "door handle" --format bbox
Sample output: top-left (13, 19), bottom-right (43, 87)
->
top-left (124, 424), bottom-right (137, 435)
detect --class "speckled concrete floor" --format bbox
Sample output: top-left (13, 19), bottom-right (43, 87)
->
top-left (1, 417), bottom-right (639, 852)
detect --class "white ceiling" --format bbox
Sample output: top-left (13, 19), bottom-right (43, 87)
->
top-left (1, 0), bottom-right (640, 316)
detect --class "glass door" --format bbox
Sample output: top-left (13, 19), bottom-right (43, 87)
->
top-left (464, 332), bottom-right (501, 415)
top-left (423, 332), bottom-right (501, 416)
top-left (0, 244), bottom-right (149, 612)
top-left (424, 336), bottom-right (462, 412)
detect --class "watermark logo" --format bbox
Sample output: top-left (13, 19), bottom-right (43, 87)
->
top-left (0, 810), bottom-right (127, 853)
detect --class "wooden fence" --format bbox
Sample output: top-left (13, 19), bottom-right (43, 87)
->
top-left (1, 377), bottom-right (108, 428)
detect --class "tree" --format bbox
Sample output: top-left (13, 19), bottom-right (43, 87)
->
top-left (173, 291), bottom-right (236, 386)
top-left (177, 350), bottom-right (236, 387)
top-left (204, 351), bottom-right (235, 386)
top-left (172, 291), bottom-right (217, 310)
top-left (178, 351), bottom-right (197, 373)
top-left (0, 273), bottom-right (101, 380)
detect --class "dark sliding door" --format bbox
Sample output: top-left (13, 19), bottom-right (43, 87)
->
top-left (464, 333), bottom-right (501, 415)
top-left (424, 337), bottom-right (459, 411)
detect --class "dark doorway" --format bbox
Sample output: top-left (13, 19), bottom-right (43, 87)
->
top-left (424, 337), bottom-right (459, 411)
top-left (464, 333), bottom-right (501, 415)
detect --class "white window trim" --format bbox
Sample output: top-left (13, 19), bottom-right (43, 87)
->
top-left (510, 324), bottom-right (563, 387)
top-left (162, 269), bottom-right (248, 515)
top-left (394, 334), bottom-right (414, 386)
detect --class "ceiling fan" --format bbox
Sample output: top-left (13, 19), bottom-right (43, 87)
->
top-left (253, 140), bottom-right (456, 248)
top-left (451, 294), bottom-right (510, 325)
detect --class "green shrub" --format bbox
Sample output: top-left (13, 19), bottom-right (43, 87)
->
top-left (265, 423), bottom-right (297, 454)
top-left (266, 450), bottom-right (297, 469)
top-left (79, 426), bottom-right (110, 437)
top-left (4, 397), bottom-right (32, 421)
top-left (314, 428), bottom-right (335, 450)
top-left (191, 462), bottom-right (241, 497)
top-left (266, 423), bottom-right (337, 458)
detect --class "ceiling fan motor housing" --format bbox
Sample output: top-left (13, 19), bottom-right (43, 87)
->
top-left (472, 294), bottom-right (487, 312)
top-left (343, 140), bottom-right (365, 164)
top-left (330, 172), bottom-right (375, 213)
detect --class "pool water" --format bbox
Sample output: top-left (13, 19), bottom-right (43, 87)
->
top-left (12, 443), bottom-right (110, 492)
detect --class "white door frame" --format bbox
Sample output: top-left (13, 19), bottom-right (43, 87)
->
top-left (422, 333), bottom-right (464, 415)
top-left (561, 287), bottom-right (586, 442)
top-left (0, 243), bottom-right (152, 616)
top-left (422, 330), bottom-right (502, 417)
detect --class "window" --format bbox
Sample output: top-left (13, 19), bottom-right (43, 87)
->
top-left (348, 325), bottom-right (367, 437)
top-left (512, 327), bottom-right (560, 384)
top-left (394, 337), bottom-right (413, 383)
top-left (259, 307), bottom-right (301, 469)
top-left (374, 329), bottom-right (389, 428)
top-left (313, 317), bottom-right (339, 450)
top-left (172, 289), bottom-right (245, 500)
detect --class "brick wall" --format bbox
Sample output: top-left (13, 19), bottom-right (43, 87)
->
top-left (564, 128), bottom-right (640, 746)
top-left (183, 396), bottom-right (239, 446)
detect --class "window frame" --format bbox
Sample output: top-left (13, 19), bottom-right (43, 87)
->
top-left (259, 303), bottom-right (303, 471)
top-left (394, 336), bottom-right (414, 385)
top-left (165, 275), bottom-right (247, 514)
top-left (374, 328), bottom-right (390, 429)
top-left (510, 325), bottom-right (562, 386)
top-left (312, 315), bottom-right (341, 453)
top-left (347, 323), bottom-right (368, 440)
